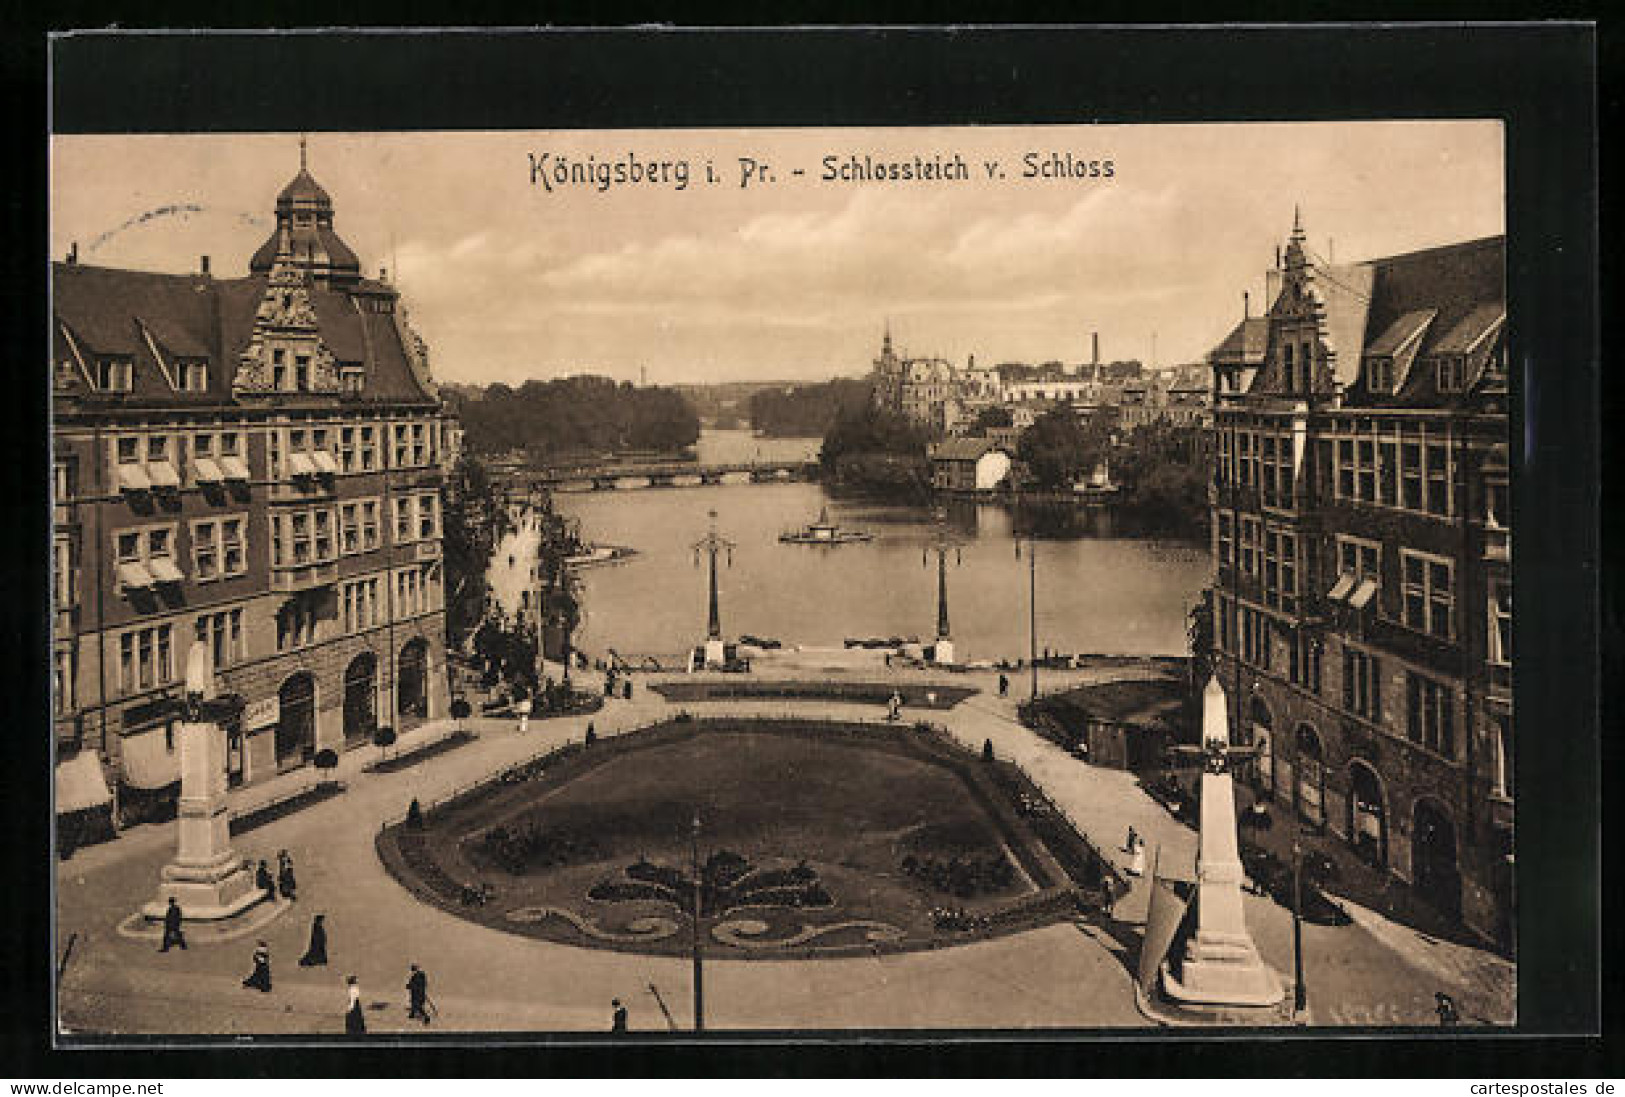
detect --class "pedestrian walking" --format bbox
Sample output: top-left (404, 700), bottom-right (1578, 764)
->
top-left (241, 940), bottom-right (272, 993)
top-left (406, 798), bottom-right (424, 829)
top-left (516, 694), bottom-right (533, 734)
top-left (299, 913), bottom-right (328, 967)
top-left (277, 852), bottom-right (298, 901)
top-left (887, 691), bottom-right (903, 722)
top-left (623, 679), bottom-right (632, 700)
top-left (255, 859), bottom-right (274, 897)
top-left (1127, 836), bottom-right (1147, 877)
top-left (611, 998), bottom-right (628, 1032)
top-left (158, 896), bottom-right (187, 952)
top-left (1435, 992), bottom-right (1459, 1027)
top-left (345, 976), bottom-right (366, 1035)
top-left (1124, 826), bottom-right (1138, 853)
top-left (405, 963), bottom-right (431, 1024)
top-left (998, 673), bottom-right (1009, 698)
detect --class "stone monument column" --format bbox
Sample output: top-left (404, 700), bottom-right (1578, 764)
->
top-left (1159, 676), bottom-right (1284, 1008)
top-left (141, 646), bottom-right (263, 922)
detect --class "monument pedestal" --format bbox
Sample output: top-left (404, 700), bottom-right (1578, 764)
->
top-left (1159, 769), bottom-right (1284, 1008)
top-left (931, 639), bottom-right (955, 665)
top-left (1158, 676), bottom-right (1284, 1010)
top-left (139, 715), bottom-right (263, 923)
top-left (703, 638), bottom-right (727, 669)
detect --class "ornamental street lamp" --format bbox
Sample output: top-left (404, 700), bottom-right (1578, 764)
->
top-left (923, 508), bottom-right (964, 665)
top-left (691, 810), bottom-right (705, 1032)
top-left (1015, 532), bottom-right (1039, 700)
top-left (692, 510), bottom-right (735, 669)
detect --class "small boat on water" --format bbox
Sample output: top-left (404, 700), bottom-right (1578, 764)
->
top-left (564, 543), bottom-right (637, 569)
top-left (779, 506), bottom-right (873, 545)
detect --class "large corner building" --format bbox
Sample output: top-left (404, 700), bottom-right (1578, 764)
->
top-left (1207, 215), bottom-right (1512, 945)
top-left (52, 149), bottom-right (457, 807)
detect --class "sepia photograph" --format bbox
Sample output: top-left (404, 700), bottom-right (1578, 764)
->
top-left (45, 116), bottom-right (1526, 1040)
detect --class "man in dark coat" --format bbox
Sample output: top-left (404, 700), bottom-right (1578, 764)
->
top-left (611, 998), bottom-right (628, 1032)
top-left (158, 897), bottom-right (186, 952)
top-left (242, 940), bottom-right (272, 992)
top-left (406, 964), bottom-right (430, 1024)
top-left (255, 859), bottom-right (274, 896)
top-left (277, 850), bottom-right (297, 901)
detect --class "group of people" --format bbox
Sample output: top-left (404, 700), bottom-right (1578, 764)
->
top-left (253, 849), bottom-right (298, 902)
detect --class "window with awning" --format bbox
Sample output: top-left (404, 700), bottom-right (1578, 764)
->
top-left (146, 461), bottom-right (181, 489)
top-left (288, 452), bottom-right (317, 478)
top-left (117, 464), bottom-right (152, 492)
top-left (192, 457), bottom-right (224, 484)
top-left (220, 455), bottom-right (250, 481)
top-left (117, 560), bottom-right (156, 590)
top-left (55, 752), bottom-right (113, 814)
top-left (311, 450), bottom-right (338, 475)
top-left (148, 557), bottom-right (185, 585)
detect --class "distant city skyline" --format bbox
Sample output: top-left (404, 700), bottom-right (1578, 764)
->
top-left (51, 123), bottom-right (1504, 387)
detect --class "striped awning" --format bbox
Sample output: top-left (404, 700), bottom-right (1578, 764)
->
top-left (220, 455), bottom-right (250, 481)
top-left (1326, 572), bottom-right (1355, 602)
top-left (148, 557), bottom-right (185, 585)
top-left (117, 464), bottom-right (151, 492)
top-left (288, 452), bottom-right (317, 478)
top-left (119, 726), bottom-right (181, 790)
top-left (192, 457), bottom-right (224, 483)
top-left (117, 561), bottom-right (156, 590)
top-left (1347, 577), bottom-right (1379, 612)
top-left (311, 451), bottom-right (338, 475)
top-left (146, 461), bottom-right (181, 489)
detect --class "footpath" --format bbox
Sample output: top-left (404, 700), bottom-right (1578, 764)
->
top-left (57, 663), bottom-right (1513, 1034)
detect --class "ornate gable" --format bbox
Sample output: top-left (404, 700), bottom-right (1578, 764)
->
top-left (233, 251), bottom-right (341, 396)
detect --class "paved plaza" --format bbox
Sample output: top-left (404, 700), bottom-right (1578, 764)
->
top-left (56, 663), bottom-right (1514, 1036)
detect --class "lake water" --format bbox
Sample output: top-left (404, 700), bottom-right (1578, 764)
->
top-left (552, 430), bottom-right (1212, 663)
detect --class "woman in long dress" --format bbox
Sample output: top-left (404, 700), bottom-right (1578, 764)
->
top-left (299, 914), bottom-right (328, 966)
top-left (344, 976), bottom-right (366, 1034)
top-left (242, 940), bottom-right (272, 992)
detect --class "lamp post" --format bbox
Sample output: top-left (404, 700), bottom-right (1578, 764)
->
top-left (1016, 531), bottom-right (1038, 700)
top-left (692, 510), bottom-right (734, 669)
top-left (1292, 833), bottom-right (1308, 1018)
top-left (924, 508), bottom-right (963, 665)
top-left (691, 810), bottom-right (705, 1032)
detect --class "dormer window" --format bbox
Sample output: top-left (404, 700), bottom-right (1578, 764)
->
top-left (295, 355), bottom-right (311, 392)
top-left (1437, 355), bottom-right (1465, 393)
top-left (1367, 357), bottom-right (1394, 394)
top-left (340, 367), bottom-right (364, 395)
top-left (176, 359), bottom-right (209, 392)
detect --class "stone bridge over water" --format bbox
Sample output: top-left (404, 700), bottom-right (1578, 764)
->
top-left (510, 459), bottom-right (820, 493)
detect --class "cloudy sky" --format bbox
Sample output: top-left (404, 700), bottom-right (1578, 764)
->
top-left (51, 123), bottom-right (1503, 386)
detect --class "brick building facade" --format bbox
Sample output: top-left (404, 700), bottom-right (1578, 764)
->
top-left (52, 147), bottom-right (455, 806)
top-left (1207, 216), bottom-right (1512, 945)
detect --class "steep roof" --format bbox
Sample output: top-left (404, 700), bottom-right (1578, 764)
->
top-left (53, 262), bottom-right (437, 409)
top-left (1351, 235), bottom-right (1505, 405)
top-left (1207, 317), bottom-right (1270, 365)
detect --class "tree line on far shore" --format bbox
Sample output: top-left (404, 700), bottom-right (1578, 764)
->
top-left (446, 376), bottom-right (701, 462)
